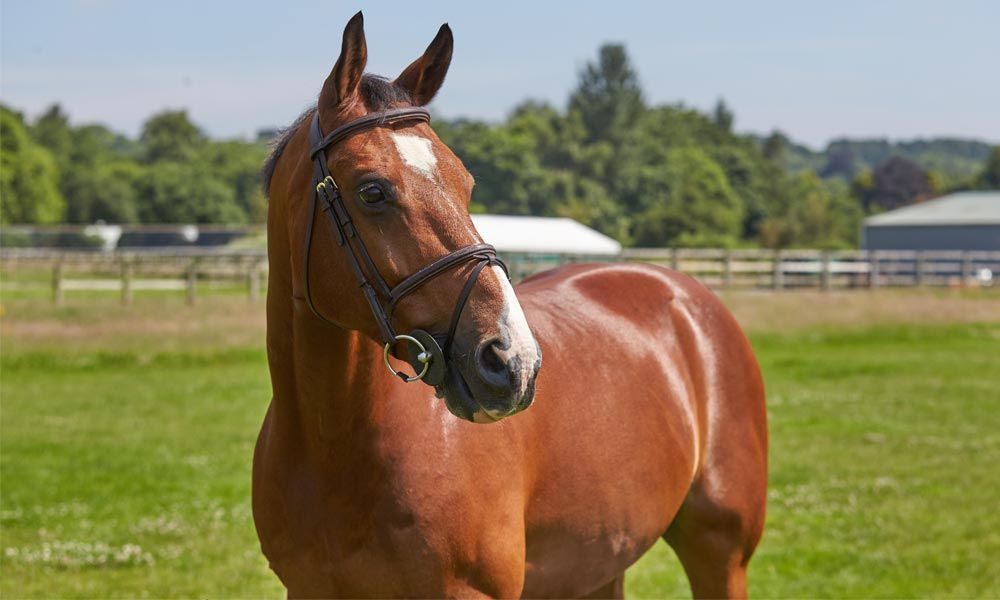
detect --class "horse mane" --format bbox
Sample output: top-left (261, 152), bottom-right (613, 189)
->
top-left (261, 75), bottom-right (413, 195)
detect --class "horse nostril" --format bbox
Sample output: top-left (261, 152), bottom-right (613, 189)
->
top-left (474, 339), bottom-right (512, 390)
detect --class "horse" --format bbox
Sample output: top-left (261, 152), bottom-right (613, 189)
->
top-left (253, 12), bottom-right (767, 599)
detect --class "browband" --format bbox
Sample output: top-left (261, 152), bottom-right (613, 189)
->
top-left (310, 107), bottom-right (431, 158)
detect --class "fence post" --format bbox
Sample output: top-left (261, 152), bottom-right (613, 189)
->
top-left (961, 251), bottom-right (973, 287)
top-left (915, 251), bottom-right (925, 287)
top-left (821, 251), bottom-right (832, 291)
top-left (869, 251), bottom-right (880, 289)
top-left (248, 259), bottom-right (262, 303)
top-left (120, 256), bottom-right (133, 306)
top-left (186, 259), bottom-right (197, 305)
top-left (52, 261), bottom-right (64, 305)
top-left (772, 250), bottom-right (783, 290)
top-left (722, 250), bottom-right (733, 288)
top-left (670, 247), bottom-right (680, 271)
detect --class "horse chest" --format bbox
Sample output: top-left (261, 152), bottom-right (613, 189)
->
top-left (264, 485), bottom-right (445, 595)
top-left (258, 446), bottom-right (490, 585)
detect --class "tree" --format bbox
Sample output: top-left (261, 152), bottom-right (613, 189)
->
top-left (0, 106), bottom-right (65, 223)
top-left (712, 99), bottom-right (734, 132)
top-left (759, 173), bottom-right (861, 249)
top-left (140, 110), bottom-right (206, 163)
top-left (820, 145), bottom-right (858, 179)
top-left (507, 101), bottom-right (587, 173)
top-left (858, 156), bottom-right (933, 211)
top-left (447, 123), bottom-right (557, 217)
top-left (568, 44), bottom-right (644, 145)
top-left (133, 162), bottom-right (245, 224)
top-left (62, 162), bottom-right (141, 223)
top-left (630, 147), bottom-right (744, 247)
top-left (762, 131), bottom-right (786, 163)
top-left (974, 146), bottom-right (1000, 189)
top-left (31, 104), bottom-right (73, 161)
top-left (203, 141), bottom-right (269, 222)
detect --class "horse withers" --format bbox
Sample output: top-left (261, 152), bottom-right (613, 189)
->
top-left (253, 12), bottom-right (767, 598)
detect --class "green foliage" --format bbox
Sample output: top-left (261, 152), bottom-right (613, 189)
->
top-left (759, 173), bottom-right (862, 249)
top-left (974, 146), bottom-right (1000, 189)
top-left (777, 136), bottom-right (994, 182)
top-left (140, 109), bottom-right (206, 163)
top-left (712, 99), bottom-right (734, 133)
top-left (1, 106), bottom-right (65, 224)
top-left (30, 104), bottom-right (73, 161)
top-left (628, 147), bottom-right (744, 247)
top-left (437, 42), bottom-right (874, 250)
top-left (762, 131), bottom-right (786, 164)
top-left (203, 141), bottom-right (269, 222)
top-left (1, 102), bottom-right (267, 225)
top-left (134, 163), bottom-right (245, 224)
top-left (568, 43), bottom-right (644, 144)
top-left (62, 162), bottom-right (142, 224)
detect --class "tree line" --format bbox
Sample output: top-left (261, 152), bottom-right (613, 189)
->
top-left (1, 105), bottom-right (267, 227)
top-left (2, 43), bottom-right (998, 249)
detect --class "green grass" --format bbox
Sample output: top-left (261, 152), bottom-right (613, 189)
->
top-left (2, 315), bottom-right (999, 597)
top-left (0, 349), bottom-right (281, 598)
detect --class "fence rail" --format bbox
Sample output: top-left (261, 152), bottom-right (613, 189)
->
top-left (2, 247), bottom-right (997, 305)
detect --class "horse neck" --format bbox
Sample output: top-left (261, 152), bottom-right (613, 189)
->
top-left (264, 219), bottom-right (389, 459)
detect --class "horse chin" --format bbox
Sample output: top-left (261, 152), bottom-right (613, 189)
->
top-left (436, 365), bottom-right (507, 424)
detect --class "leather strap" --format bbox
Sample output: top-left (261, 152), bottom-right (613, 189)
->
top-left (310, 107), bottom-right (430, 158)
top-left (387, 243), bottom-right (498, 314)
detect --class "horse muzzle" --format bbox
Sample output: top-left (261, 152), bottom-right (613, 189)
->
top-left (436, 333), bottom-right (541, 423)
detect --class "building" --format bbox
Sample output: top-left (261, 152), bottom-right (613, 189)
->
top-left (470, 215), bottom-right (621, 256)
top-left (862, 191), bottom-right (1000, 251)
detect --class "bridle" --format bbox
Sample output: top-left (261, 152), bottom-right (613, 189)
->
top-left (303, 106), bottom-right (507, 387)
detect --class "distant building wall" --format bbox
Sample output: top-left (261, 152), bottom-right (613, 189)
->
top-left (863, 225), bottom-right (1000, 251)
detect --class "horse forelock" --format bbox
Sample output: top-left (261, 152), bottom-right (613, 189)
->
top-left (261, 75), bottom-right (415, 196)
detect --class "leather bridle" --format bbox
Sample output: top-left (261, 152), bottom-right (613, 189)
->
top-left (303, 107), bottom-right (507, 387)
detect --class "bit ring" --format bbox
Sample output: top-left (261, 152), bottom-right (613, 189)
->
top-left (383, 334), bottom-right (431, 382)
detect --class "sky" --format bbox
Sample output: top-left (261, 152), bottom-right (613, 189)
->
top-left (2, 0), bottom-right (998, 149)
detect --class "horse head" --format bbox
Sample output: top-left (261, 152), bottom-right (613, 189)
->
top-left (276, 12), bottom-right (541, 422)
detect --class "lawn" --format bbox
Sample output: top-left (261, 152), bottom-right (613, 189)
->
top-left (1, 291), bottom-right (998, 598)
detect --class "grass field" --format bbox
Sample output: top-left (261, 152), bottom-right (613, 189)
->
top-left (1, 290), bottom-right (999, 598)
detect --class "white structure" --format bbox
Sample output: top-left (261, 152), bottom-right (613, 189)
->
top-left (82, 223), bottom-right (123, 251)
top-left (470, 215), bottom-right (621, 256)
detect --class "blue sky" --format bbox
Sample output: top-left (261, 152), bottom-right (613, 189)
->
top-left (2, 0), bottom-right (998, 148)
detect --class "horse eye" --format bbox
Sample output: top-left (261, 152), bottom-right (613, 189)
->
top-left (358, 183), bottom-right (386, 205)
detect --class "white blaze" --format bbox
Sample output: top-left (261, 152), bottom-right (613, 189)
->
top-left (491, 265), bottom-right (540, 391)
top-left (391, 133), bottom-right (438, 179)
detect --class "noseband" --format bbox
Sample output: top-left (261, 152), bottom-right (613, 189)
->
top-left (303, 107), bottom-right (507, 387)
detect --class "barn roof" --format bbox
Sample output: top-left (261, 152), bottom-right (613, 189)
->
top-left (864, 191), bottom-right (1000, 227)
top-left (470, 214), bottom-right (622, 255)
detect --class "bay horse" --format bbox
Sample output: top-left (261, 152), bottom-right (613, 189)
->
top-left (253, 12), bottom-right (767, 599)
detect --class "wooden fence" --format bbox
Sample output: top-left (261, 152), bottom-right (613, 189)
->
top-left (1, 248), bottom-right (267, 306)
top-left (1, 247), bottom-right (997, 305)
top-left (621, 248), bottom-right (1000, 290)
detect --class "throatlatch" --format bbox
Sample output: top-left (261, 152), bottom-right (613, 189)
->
top-left (301, 108), bottom-right (508, 386)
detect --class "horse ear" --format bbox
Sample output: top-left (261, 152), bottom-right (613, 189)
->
top-left (394, 24), bottom-right (453, 106)
top-left (319, 11), bottom-right (367, 111)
